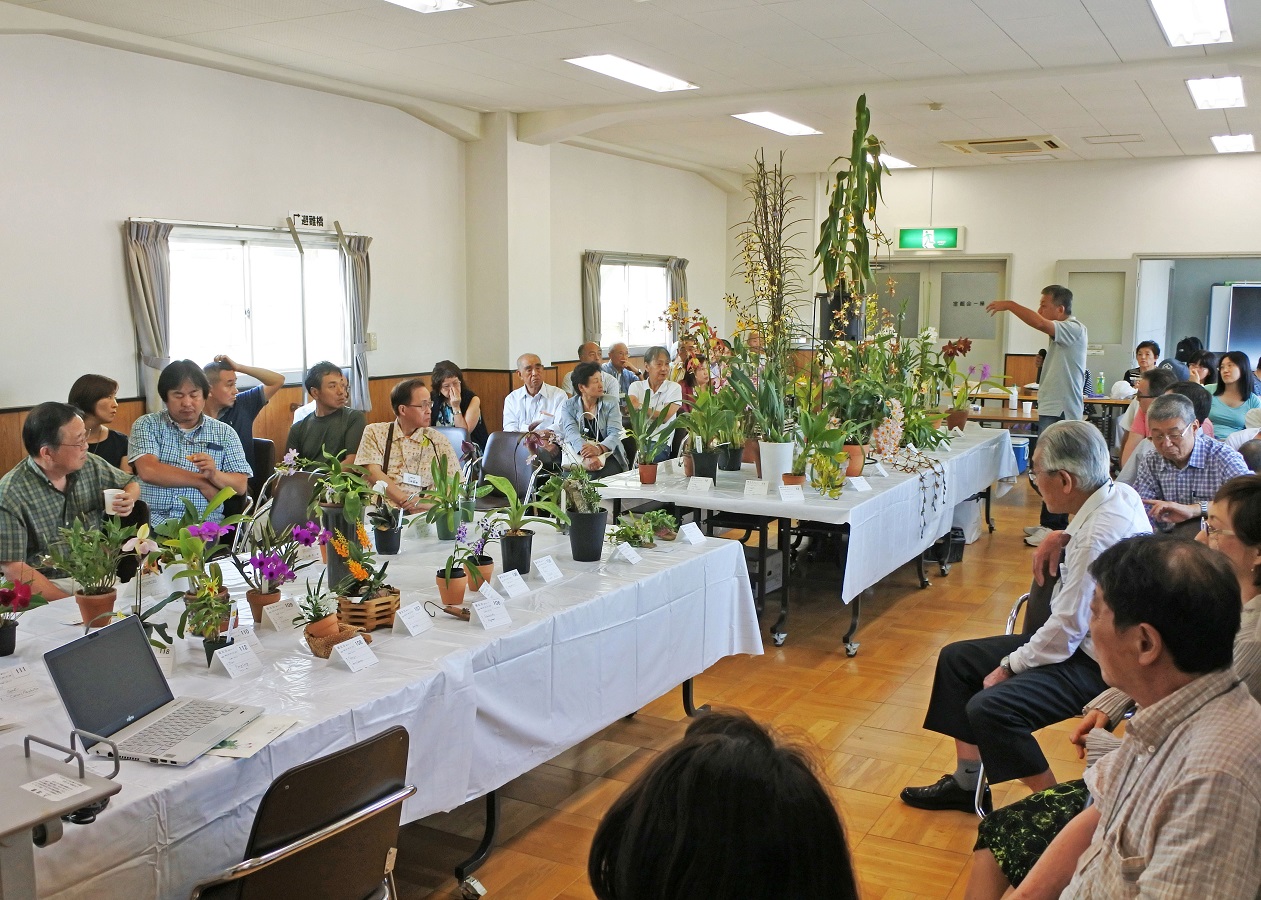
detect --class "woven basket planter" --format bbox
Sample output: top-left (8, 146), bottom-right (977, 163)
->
top-left (337, 589), bottom-right (400, 631)
top-left (306, 623), bottom-right (372, 659)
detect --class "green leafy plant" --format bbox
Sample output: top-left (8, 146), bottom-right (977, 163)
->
top-left (793, 408), bottom-right (847, 475)
top-left (441, 544), bottom-right (488, 588)
top-left (607, 514), bottom-right (656, 548)
top-left (726, 361), bottom-right (792, 443)
top-left (292, 573), bottom-right (336, 626)
top-left (626, 399), bottom-right (675, 465)
top-left (483, 474), bottom-right (569, 536)
top-left (419, 456), bottom-right (488, 532)
top-left (306, 450), bottom-right (376, 523)
top-left (642, 509), bottom-right (678, 539)
top-left (0, 576), bottom-right (48, 622)
top-left (176, 567), bottom-right (232, 640)
top-left (942, 339), bottom-right (1007, 409)
top-left (48, 517), bottom-right (137, 596)
top-left (672, 388), bottom-right (735, 452)
top-left (538, 466), bottom-right (605, 515)
top-left (231, 520), bottom-right (321, 593)
top-left (367, 501), bottom-right (402, 532)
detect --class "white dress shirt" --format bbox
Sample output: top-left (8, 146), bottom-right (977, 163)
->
top-left (502, 382), bottom-right (567, 433)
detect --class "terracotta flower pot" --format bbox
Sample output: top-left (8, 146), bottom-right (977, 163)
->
top-left (843, 445), bottom-right (868, 478)
top-left (246, 589), bottom-right (281, 623)
top-left (76, 590), bottom-right (117, 629)
top-left (436, 568), bottom-right (469, 606)
top-left (305, 613), bottom-right (340, 639)
top-left (945, 408), bottom-right (970, 430)
top-left (781, 473), bottom-right (806, 486)
top-left (638, 463), bottom-right (659, 485)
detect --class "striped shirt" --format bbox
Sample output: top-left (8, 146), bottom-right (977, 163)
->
top-left (1064, 670), bottom-right (1261, 898)
top-left (1133, 433), bottom-right (1250, 528)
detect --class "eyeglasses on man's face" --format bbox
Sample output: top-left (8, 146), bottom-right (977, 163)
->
top-left (1149, 421), bottom-right (1194, 445)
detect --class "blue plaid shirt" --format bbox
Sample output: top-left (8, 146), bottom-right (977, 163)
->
top-left (1133, 433), bottom-right (1250, 528)
top-left (129, 411), bottom-right (251, 526)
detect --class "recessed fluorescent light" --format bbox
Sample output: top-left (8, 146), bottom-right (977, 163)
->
top-left (732, 112), bottom-right (821, 136)
top-left (1187, 76), bottom-right (1246, 109)
top-left (384, 0), bottom-right (471, 10)
top-left (1212, 134), bottom-right (1255, 153)
top-left (565, 55), bottom-right (697, 92)
top-left (1149, 0), bottom-right (1232, 47)
top-left (1083, 134), bottom-right (1144, 144)
top-left (880, 154), bottom-right (916, 169)
top-left (1003, 153), bottom-right (1057, 161)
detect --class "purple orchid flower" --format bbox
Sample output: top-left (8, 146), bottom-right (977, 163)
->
top-left (189, 521), bottom-right (233, 541)
top-left (292, 520), bottom-right (327, 547)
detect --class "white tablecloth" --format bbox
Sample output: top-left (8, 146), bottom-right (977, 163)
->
top-left (1, 527), bottom-right (759, 899)
top-left (600, 424), bottom-right (1018, 602)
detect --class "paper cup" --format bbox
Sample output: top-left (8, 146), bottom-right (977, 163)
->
top-left (1021, 401), bottom-right (1033, 416)
top-left (103, 489), bottom-right (124, 514)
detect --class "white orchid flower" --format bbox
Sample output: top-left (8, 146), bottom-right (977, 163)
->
top-left (121, 523), bottom-right (158, 556)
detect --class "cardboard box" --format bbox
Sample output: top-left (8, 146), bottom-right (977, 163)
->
top-left (743, 546), bottom-right (784, 594)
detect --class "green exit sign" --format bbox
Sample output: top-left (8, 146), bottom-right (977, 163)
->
top-left (898, 227), bottom-right (963, 250)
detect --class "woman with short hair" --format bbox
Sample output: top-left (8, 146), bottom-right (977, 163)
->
top-left (430, 359), bottom-right (488, 449)
top-left (68, 373), bottom-right (131, 473)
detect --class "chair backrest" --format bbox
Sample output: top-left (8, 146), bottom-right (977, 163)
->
top-left (194, 726), bottom-right (411, 900)
top-left (250, 438), bottom-right (276, 500)
top-left (433, 426), bottom-right (468, 461)
top-left (266, 472), bottom-right (321, 535)
top-left (479, 431), bottom-right (533, 499)
top-left (1021, 558), bottom-right (1062, 637)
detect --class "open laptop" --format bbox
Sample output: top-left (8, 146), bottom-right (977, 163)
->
top-left (44, 615), bottom-right (262, 767)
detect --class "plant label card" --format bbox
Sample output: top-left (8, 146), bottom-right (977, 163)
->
top-left (225, 625), bottom-right (264, 654)
top-left (871, 462), bottom-right (890, 478)
top-left (849, 476), bottom-right (873, 493)
top-left (471, 596), bottom-right (512, 630)
top-left (687, 476), bottom-right (714, 493)
top-left (208, 715), bottom-right (301, 759)
top-left (679, 522), bottom-right (707, 545)
top-left (534, 556), bottom-right (563, 583)
top-left (744, 480), bottom-right (770, 497)
top-left (332, 635), bottom-right (379, 673)
top-left (394, 602), bottom-right (433, 637)
top-left (478, 582), bottom-right (508, 604)
top-left (0, 664), bottom-right (39, 703)
top-left (212, 642), bottom-right (263, 679)
top-left (497, 569), bottom-right (530, 598)
top-left (778, 484), bottom-right (805, 502)
top-left (21, 773), bottom-right (90, 803)
top-left (262, 599), bottom-right (302, 632)
top-left (152, 644), bottom-right (176, 677)
top-left (616, 543), bottom-right (643, 565)
top-left (401, 472), bottom-right (423, 488)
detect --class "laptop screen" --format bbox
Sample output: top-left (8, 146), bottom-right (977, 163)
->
top-left (44, 615), bottom-right (174, 747)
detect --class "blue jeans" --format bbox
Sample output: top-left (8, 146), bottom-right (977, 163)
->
top-left (1035, 414), bottom-right (1069, 530)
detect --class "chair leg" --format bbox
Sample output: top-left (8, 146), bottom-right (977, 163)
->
top-left (974, 765), bottom-right (990, 818)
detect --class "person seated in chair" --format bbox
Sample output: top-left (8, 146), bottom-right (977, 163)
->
top-left (202, 355), bottom-right (285, 474)
top-left (557, 361), bottom-right (627, 478)
top-left (129, 360), bottom-right (250, 527)
top-left (563, 342), bottom-right (620, 399)
top-left (1134, 393), bottom-right (1249, 535)
top-left (1004, 535), bottom-right (1261, 898)
top-left (68, 374), bottom-right (132, 473)
top-left (900, 421), bottom-right (1150, 814)
top-left (285, 361), bottom-right (366, 464)
top-left (588, 711), bottom-right (859, 900)
top-left (355, 378), bottom-right (459, 514)
top-left (0, 403), bottom-right (139, 599)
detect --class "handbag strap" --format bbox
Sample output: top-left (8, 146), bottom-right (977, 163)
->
top-left (381, 422), bottom-right (396, 475)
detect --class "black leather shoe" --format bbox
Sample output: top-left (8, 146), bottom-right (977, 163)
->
top-left (900, 774), bottom-right (991, 813)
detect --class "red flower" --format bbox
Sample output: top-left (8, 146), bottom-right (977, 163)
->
top-left (0, 581), bottom-right (29, 611)
top-left (942, 338), bottom-right (973, 359)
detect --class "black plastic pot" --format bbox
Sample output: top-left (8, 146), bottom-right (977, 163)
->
top-left (202, 634), bottom-right (233, 668)
top-left (321, 505), bottom-right (352, 594)
top-left (692, 450), bottom-right (719, 481)
top-left (568, 510), bottom-right (608, 562)
top-left (500, 530), bottom-right (534, 576)
top-left (0, 622), bottom-right (16, 657)
top-left (717, 446), bottom-right (743, 471)
top-left (374, 526), bottom-right (402, 555)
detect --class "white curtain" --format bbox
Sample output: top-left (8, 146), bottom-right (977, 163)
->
top-left (665, 256), bottom-right (689, 341)
top-left (581, 250), bottom-right (604, 345)
top-left (124, 220), bottom-right (174, 410)
top-left (339, 233), bottom-right (373, 411)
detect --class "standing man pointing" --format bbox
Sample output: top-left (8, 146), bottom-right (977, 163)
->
top-left (988, 285), bottom-right (1086, 545)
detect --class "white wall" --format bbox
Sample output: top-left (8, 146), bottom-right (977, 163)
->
top-left (0, 34), bottom-right (466, 407)
top-left (549, 144), bottom-right (730, 359)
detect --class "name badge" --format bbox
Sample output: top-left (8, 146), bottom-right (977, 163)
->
top-left (778, 484), bottom-right (805, 502)
top-left (401, 472), bottom-right (423, 488)
top-left (332, 635), bottom-right (379, 672)
top-left (744, 480), bottom-right (769, 497)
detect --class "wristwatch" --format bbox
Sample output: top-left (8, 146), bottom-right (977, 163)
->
top-left (1201, 500), bottom-right (1209, 518)
top-left (1000, 655), bottom-right (1014, 675)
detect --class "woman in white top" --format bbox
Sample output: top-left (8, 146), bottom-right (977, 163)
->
top-left (628, 345), bottom-right (683, 464)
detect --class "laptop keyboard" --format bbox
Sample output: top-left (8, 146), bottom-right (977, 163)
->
top-left (117, 700), bottom-right (237, 757)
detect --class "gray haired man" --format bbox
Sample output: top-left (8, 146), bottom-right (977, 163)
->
top-left (901, 421), bottom-right (1151, 813)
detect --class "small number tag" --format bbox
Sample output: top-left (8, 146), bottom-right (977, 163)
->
top-left (617, 543), bottom-right (643, 564)
top-left (332, 635), bottom-right (379, 672)
top-left (871, 462), bottom-right (890, 478)
top-left (262, 599), bottom-right (301, 631)
top-left (778, 484), bottom-right (804, 502)
top-left (0, 665), bottom-right (39, 703)
top-left (225, 625), bottom-right (264, 653)
top-left (152, 644), bottom-right (176, 676)
top-left (394, 602), bottom-right (433, 636)
top-left (849, 476), bottom-right (872, 492)
top-left (743, 480), bottom-right (769, 497)
top-left (212, 642), bottom-right (263, 679)
top-left (497, 569), bottom-right (530, 598)
top-left (687, 476), bottom-right (714, 492)
top-left (679, 522), bottom-right (706, 544)
top-left (471, 596), bottom-right (512, 630)
top-left (534, 556), bottom-right (563, 583)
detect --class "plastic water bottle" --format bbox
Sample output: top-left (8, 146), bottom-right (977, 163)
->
top-left (1095, 372), bottom-right (1106, 395)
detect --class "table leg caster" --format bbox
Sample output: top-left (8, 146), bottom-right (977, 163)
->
top-left (460, 877), bottom-right (488, 898)
top-left (772, 631), bottom-right (787, 647)
top-left (938, 562), bottom-right (950, 576)
top-left (845, 642), bottom-right (860, 657)
top-left (919, 574), bottom-right (931, 589)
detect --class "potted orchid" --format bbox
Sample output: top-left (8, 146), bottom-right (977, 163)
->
top-left (168, 520), bottom-right (237, 665)
top-left (329, 522), bottom-right (400, 631)
top-left (48, 517), bottom-right (137, 630)
top-left (0, 576), bottom-right (48, 657)
top-left (943, 338), bottom-right (1006, 429)
top-left (232, 519), bottom-right (325, 622)
top-left (120, 524), bottom-right (177, 648)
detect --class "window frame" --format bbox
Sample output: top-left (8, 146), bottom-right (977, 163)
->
top-left (597, 252), bottom-right (674, 357)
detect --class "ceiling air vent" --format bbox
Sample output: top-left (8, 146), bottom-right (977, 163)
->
top-left (943, 136), bottom-right (1063, 156)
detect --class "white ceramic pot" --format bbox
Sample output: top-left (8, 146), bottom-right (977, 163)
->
top-left (757, 440), bottom-right (795, 487)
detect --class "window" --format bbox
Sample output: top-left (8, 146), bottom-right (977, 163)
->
top-left (168, 227), bottom-right (348, 380)
top-left (599, 258), bottom-right (671, 352)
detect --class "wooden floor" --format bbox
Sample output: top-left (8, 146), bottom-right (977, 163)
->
top-left (395, 481), bottom-right (1086, 899)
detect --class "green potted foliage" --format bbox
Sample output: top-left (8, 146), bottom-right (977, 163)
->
top-left (231, 519), bottom-right (322, 621)
top-left (607, 514), bottom-right (656, 549)
top-left (177, 567), bottom-right (234, 666)
top-left (672, 389), bottom-right (735, 482)
top-left (716, 387), bottom-right (751, 471)
top-left (483, 474), bottom-right (568, 576)
top-left (539, 466), bottom-right (608, 562)
top-left (305, 451), bottom-right (376, 553)
top-left (790, 408), bottom-right (847, 487)
top-left (293, 573), bottom-right (339, 639)
top-left (626, 400), bottom-right (675, 484)
top-left (419, 456), bottom-right (481, 541)
top-left (48, 517), bottom-right (137, 629)
top-left (367, 500), bottom-right (404, 555)
top-left (726, 358), bottom-right (795, 483)
top-left (642, 509), bottom-right (679, 542)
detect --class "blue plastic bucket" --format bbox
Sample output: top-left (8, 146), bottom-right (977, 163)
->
top-left (1011, 436), bottom-right (1030, 473)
